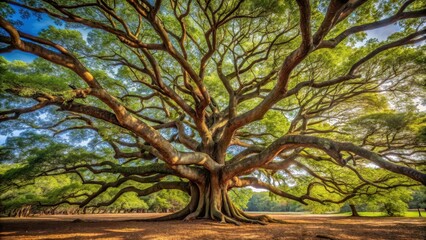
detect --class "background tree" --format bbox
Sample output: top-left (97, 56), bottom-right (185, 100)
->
top-left (409, 187), bottom-right (426, 217)
top-left (0, 0), bottom-right (425, 225)
top-left (228, 188), bottom-right (253, 210)
top-left (246, 192), bottom-right (304, 212)
top-left (374, 188), bottom-right (412, 216)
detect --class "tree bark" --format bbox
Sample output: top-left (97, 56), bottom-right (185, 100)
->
top-left (349, 204), bottom-right (360, 217)
top-left (139, 177), bottom-right (282, 225)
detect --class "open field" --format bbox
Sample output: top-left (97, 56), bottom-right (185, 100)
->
top-left (1, 213), bottom-right (425, 240)
top-left (338, 211), bottom-right (426, 217)
top-left (244, 210), bottom-right (426, 218)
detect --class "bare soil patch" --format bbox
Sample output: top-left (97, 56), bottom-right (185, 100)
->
top-left (1, 213), bottom-right (425, 240)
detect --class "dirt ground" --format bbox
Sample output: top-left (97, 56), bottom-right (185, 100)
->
top-left (0, 213), bottom-right (425, 240)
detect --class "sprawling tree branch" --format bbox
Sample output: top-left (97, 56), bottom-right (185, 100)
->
top-left (0, 0), bottom-right (425, 223)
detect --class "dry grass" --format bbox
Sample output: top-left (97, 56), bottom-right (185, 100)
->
top-left (1, 213), bottom-right (425, 240)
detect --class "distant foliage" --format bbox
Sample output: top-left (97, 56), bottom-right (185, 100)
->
top-left (247, 192), bottom-right (304, 212)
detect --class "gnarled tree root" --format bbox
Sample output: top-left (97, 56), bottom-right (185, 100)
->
top-left (126, 184), bottom-right (286, 225)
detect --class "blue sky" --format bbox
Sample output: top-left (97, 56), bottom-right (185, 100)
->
top-left (0, 8), bottom-right (93, 63)
top-left (366, 24), bottom-right (400, 41)
top-left (0, 4), bottom-right (401, 63)
top-left (1, 6), bottom-right (58, 62)
top-left (2, 26), bottom-right (399, 63)
top-left (0, 6), bottom-right (417, 145)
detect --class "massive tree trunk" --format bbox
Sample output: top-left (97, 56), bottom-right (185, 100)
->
top-left (150, 173), bottom-right (283, 225)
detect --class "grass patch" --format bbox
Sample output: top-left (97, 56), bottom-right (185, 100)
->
top-left (337, 211), bottom-right (425, 218)
top-left (245, 211), bottom-right (426, 218)
top-left (402, 211), bottom-right (425, 218)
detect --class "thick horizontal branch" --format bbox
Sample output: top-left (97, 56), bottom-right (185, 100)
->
top-left (38, 181), bottom-right (189, 208)
top-left (223, 135), bottom-right (426, 185)
top-left (318, 8), bottom-right (426, 49)
top-left (0, 15), bottom-right (186, 169)
top-left (78, 175), bottom-right (167, 207)
top-left (87, 181), bottom-right (190, 208)
top-left (0, 101), bottom-right (49, 122)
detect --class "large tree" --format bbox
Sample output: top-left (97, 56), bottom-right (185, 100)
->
top-left (0, 0), bottom-right (425, 224)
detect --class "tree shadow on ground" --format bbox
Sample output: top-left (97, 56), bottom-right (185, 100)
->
top-left (0, 215), bottom-right (425, 240)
